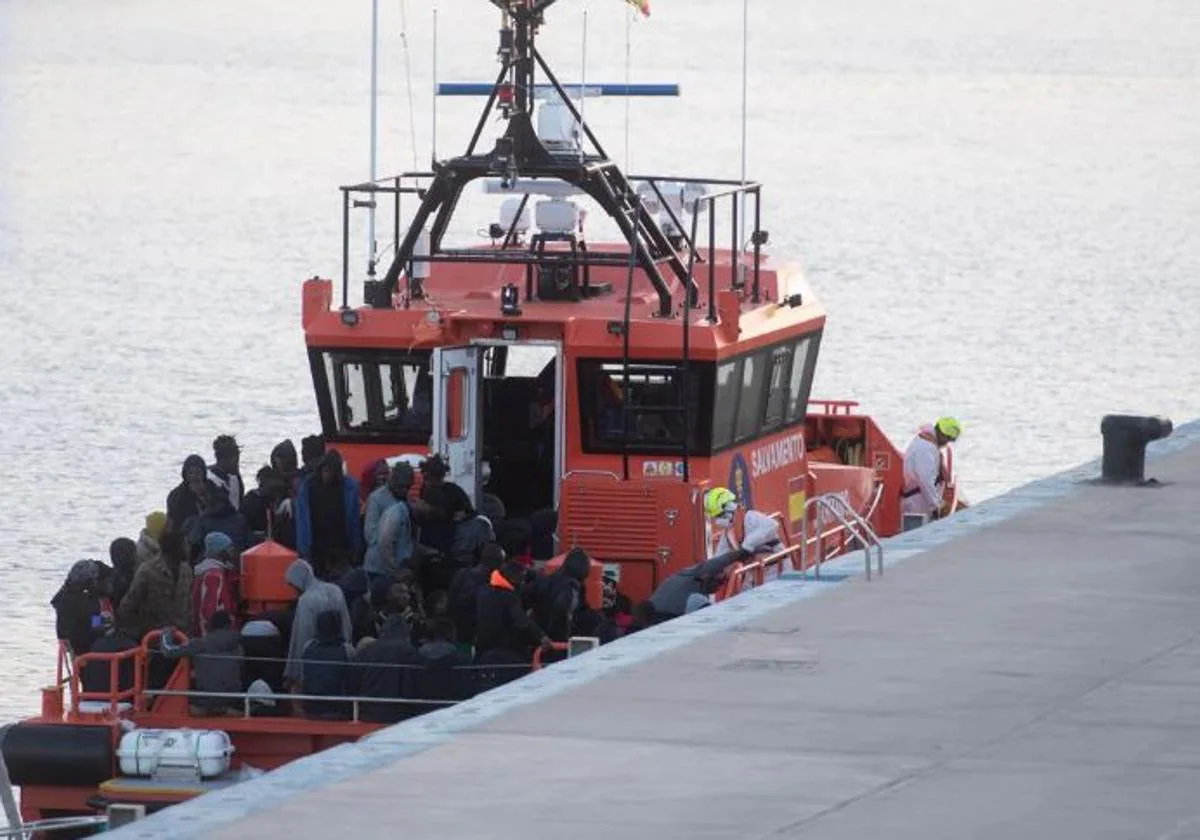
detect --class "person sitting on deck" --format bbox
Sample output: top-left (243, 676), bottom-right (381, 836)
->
top-left (119, 530), bottom-right (193, 643)
top-left (646, 547), bottom-right (750, 623)
top-left (351, 614), bottom-right (419, 724)
top-left (79, 616), bottom-right (137, 697)
top-left (364, 463), bottom-right (416, 583)
top-left (300, 609), bottom-right (356, 720)
top-left (349, 575), bottom-right (395, 646)
top-left (187, 481), bottom-right (251, 561)
top-left (207, 434), bottom-right (244, 512)
top-left (51, 560), bottom-right (116, 656)
top-left (166, 454), bottom-right (210, 533)
top-left (295, 450), bottom-right (362, 580)
top-left (901, 416), bottom-right (962, 526)
top-left (192, 532), bottom-right (240, 637)
top-left (282, 558), bottom-right (353, 691)
top-left (161, 610), bottom-right (245, 716)
top-left (414, 618), bottom-right (472, 706)
top-left (703, 487), bottom-right (782, 559)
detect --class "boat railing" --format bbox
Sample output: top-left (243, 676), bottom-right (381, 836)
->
top-left (531, 642), bottom-right (570, 671)
top-left (140, 689), bottom-right (458, 724)
top-left (680, 179), bottom-right (766, 322)
top-left (717, 543), bottom-right (803, 601)
top-left (802, 490), bottom-right (884, 581)
top-left (808, 399), bottom-right (861, 416)
top-left (339, 172), bottom-right (434, 309)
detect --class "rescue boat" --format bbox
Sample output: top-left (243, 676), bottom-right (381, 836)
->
top-left (1, 0), bottom-right (965, 830)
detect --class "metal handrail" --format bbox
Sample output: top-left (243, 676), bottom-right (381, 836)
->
top-left (801, 492), bottom-right (884, 581)
top-left (142, 689), bottom-right (458, 724)
top-left (0, 816), bottom-right (108, 839)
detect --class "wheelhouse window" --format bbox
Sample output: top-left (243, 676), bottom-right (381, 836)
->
top-left (577, 359), bottom-right (714, 455)
top-left (309, 349), bottom-right (433, 443)
top-left (709, 330), bottom-right (823, 452)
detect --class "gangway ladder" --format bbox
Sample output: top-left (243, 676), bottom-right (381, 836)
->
top-left (801, 493), bottom-right (884, 581)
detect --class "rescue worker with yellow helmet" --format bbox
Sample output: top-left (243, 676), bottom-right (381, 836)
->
top-left (901, 416), bottom-right (962, 526)
top-left (645, 487), bottom-right (783, 622)
top-left (703, 487), bottom-right (782, 559)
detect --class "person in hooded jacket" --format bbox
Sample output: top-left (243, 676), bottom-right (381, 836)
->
top-left (51, 560), bottom-right (116, 656)
top-left (444, 483), bottom-right (496, 568)
top-left (297, 435), bottom-right (325, 493)
top-left (413, 618), bottom-right (471, 706)
top-left (108, 538), bottom-right (138, 610)
top-left (474, 560), bottom-right (551, 661)
top-left (192, 532), bottom-right (239, 636)
top-left (364, 463), bottom-right (415, 581)
top-left (161, 610), bottom-right (245, 715)
top-left (300, 609), bottom-right (356, 719)
top-left (295, 451), bottom-right (362, 579)
top-left (283, 558), bottom-right (353, 688)
top-left (532, 547), bottom-right (592, 643)
top-left (448, 542), bottom-right (505, 645)
top-left (270, 439), bottom-right (299, 493)
top-left (349, 574), bottom-right (394, 645)
top-left (167, 454), bottom-right (209, 532)
top-left (187, 482), bottom-right (251, 561)
top-left (350, 614), bottom-right (418, 723)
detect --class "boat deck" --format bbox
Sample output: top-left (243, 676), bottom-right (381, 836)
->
top-left (114, 422), bottom-right (1200, 840)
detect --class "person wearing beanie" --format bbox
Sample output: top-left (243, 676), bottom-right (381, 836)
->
top-left (137, 511), bottom-right (167, 568)
top-left (192, 532), bottom-right (239, 636)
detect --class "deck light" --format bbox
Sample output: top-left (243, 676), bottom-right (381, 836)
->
top-left (500, 325), bottom-right (519, 342)
top-left (340, 308), bottom-right (361, 327)
top-left (500, 283), bottom-right (522, 316)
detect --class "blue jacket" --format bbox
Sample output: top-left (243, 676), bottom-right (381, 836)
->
top-left (295, 475), bottom-right (363, 560)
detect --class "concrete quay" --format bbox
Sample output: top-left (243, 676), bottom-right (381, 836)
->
top-left (115, 421), bottom-right (1200, 840)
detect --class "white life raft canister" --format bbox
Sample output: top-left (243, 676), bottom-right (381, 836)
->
top-left (116, 729), bottom-right (234, 779)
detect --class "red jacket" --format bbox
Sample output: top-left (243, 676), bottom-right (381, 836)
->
top-left (191, 559), bottom-right (239, 636)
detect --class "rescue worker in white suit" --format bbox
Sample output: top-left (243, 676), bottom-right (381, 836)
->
top-left (901, 416), bottom-right (962, 526)
top-left (705, 487), bottom-right (783, 559)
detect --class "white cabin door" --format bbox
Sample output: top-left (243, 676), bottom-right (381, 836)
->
top-left (431, 346), bottom-right (483, 507)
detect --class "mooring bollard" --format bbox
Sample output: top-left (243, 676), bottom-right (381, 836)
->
top-left (1099, 415), bottom-right (1173, 484)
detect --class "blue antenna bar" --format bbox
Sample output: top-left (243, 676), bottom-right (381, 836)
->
top-left (436, 82), bottom-right (679, 97)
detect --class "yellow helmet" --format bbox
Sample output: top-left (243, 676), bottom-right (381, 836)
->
top-left (704, 487), bottom-right (738, 519)
top-left (935, 416), bottom-right (962, 441)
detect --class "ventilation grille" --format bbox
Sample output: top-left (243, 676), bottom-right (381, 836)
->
top-left (561, 482), bottom-right (660, 560)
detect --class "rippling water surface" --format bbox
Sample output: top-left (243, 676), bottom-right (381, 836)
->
top-left (2, 0), bottom-right (1198, 719)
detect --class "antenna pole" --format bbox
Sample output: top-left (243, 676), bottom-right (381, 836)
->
top-left (368, 0), bottom-right (380, 279)
top-left (431, 6), bottom-right (439, 166)
top-left (623, 4), bottom-right (632, 170)
top-left (579, 7), bottom-right (588, 162)
top-left (738, 0), bottom-right (749, 274)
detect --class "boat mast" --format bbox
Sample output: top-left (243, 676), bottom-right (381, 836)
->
top-left (367, 0), bottom-right (380, 279)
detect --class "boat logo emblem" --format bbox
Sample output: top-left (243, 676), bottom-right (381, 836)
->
top-left (729, 453), bottom-right (753, 509)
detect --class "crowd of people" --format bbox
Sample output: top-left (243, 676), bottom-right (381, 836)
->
top-left (52, 433), bottom-right (763, 722)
